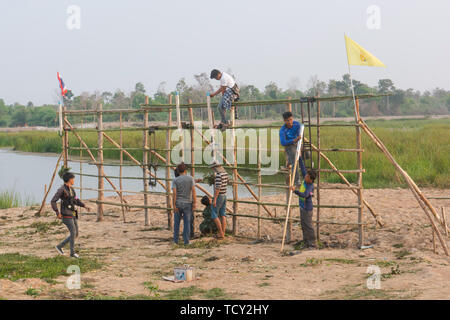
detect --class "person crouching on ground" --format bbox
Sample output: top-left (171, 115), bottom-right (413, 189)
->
top-left (52, 171), bottom-right (92, 258)
top-left (210, 162), bottom-right (229, 240)
top-left (210, 69), bottom-right (240, 127)
top-left (279, 111), bottom-right (302, 186)
top-left (199, 196), bottom-right (219, 236)
top-left (172, 163), bottom-right (196, 245)
top-left (290, 156), bottom-right (317, 249)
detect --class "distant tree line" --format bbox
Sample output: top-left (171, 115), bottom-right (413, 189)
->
top-left (1, 73), bottom-right (449, 127)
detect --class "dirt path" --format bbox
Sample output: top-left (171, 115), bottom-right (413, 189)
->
top-left (0, 187), bottom-right (449, 300)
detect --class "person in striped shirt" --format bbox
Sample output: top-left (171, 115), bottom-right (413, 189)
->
top-left (210, 162), bottom-right (229, 239)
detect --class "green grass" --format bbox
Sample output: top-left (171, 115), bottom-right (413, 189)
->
top-left (0, 118), bottom-right (448, 188)
top-left (0, 253), bottom-right (103, 281)
top-left (0, 189), bottom-right (36, 209)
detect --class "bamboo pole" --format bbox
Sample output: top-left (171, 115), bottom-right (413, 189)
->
top-left (79, 113), bottom-right (83, 215)
top-left (303, 136), bottom-right (383, 227)
top-left (355, 99), bottom-right (364, 248)
top-left (432, 229), bottom-right (437, 254)
top-left (257, 133), bottom-right (262, 239)
top-left (63, 118), bottom-right (129, 205)
top-left (97, 103), bottom-right (104, 221)
top-left (281, 126), bottom-right (304, 251)
top-left (316, 98), bottom-right (321, 244)
top-left (36, 153), bottom-right (63, 216)
top-left (63, 107), bottom-right (68, 168)
top-left (143, 97), bottom-right (149, 226)
top-left (231, 106), bottom-right (238, 235)
top-left (188, 100), bottom-right (195, 234)
top-left (166, 95), bottom-right (173, 229)
top-left (119, 112), bottom-right (126, 222)
top-left (358, 119), bottom-right (448, 255)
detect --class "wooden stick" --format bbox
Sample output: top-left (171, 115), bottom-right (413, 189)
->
top-left (63, 107), bottom-right (69, 168)
top-left (432, 229), bottom-right (437, 254)
top-left (257, 133), bottom-right (262, 239)
top-left (143, 97), bottom-right (149, 226)
top-left (188, 100), bottom-right (195, 234)
top-left (119, 112), bottom-right (126, 222)
top-left (36, 153), bottom-right (63, 216)
top-left (316, 97), bottom-right (321, 243)
top-left (97, 103), bottom-right (104, 221)
top-left (166, 95), bottom-right (173, 229)
top-left (355, 99), bottom-right (364, 248)
top-left (231, 106), bottom-right (238, 235)
top-left (281, 126), bottom-right (304, 251)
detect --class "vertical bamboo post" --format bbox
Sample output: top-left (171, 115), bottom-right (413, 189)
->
top-left (316, 98), bottom-right (321, 244)
top-left (119, 112), bottom-right (126, 222)
top-left (79, 114), bottom-right (83, 215)
top-left (143, 96), bottom-right (150, 226)
top-left (286, 97), bottom-right (292, 242)
top-left (166, 95), bottom-right (173, 230)
top-left (188, 99), bottom-right (195, 234)
top-left (355, 99), bottom-right (364, 248)
top-left (63, 106), bottom-right (68, 168)
top-left (97, 103), bottom-right (104, 222)
top-left (231, 106), bottom-right (238, 236)
top-left (257, 133), bottom-right (262, 239)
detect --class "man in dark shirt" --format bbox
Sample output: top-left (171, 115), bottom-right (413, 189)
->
top-left (51, 172), bottom-right (91, 258)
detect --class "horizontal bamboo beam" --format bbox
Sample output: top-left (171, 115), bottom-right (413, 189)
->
top-left (92, 200), bottom-right (369, 226)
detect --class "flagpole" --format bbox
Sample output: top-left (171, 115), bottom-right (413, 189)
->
top-left (344, 34), bottom-right (359, 122)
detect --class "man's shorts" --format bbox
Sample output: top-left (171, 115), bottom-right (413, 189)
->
top-left (211, 194), bottom-right (227, 219)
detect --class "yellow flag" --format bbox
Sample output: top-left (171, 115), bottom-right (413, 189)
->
top-left (345, 35), bottom-right (386, 67)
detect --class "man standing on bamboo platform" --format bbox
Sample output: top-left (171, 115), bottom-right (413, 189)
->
top-left (279, 111), bottom-right (302, 186)
top-left (210, 69), bottom-right (240, 127)
top-left (210, 162), bottom-right (229, 239)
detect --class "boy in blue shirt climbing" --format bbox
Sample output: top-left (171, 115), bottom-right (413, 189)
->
top-left (291, 155), bottom-right (317, 249)
top-left (279, 111), bottom-right (302, 186)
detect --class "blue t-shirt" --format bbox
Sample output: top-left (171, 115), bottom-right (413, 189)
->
top-left (279, 121), bottom-right (301, 146)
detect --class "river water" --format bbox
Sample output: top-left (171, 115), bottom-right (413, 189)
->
top-left (0, 149), bottom-right (285, 204)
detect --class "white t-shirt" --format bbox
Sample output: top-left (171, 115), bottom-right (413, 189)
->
top-left (220, 72), bottom-right (236, 88)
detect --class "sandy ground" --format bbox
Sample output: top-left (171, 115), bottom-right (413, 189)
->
top-left (0, 186), bottom-right (449, 300)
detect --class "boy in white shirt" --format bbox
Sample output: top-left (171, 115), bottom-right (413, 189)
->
top-left (210, 69), bottom-right (240, 127)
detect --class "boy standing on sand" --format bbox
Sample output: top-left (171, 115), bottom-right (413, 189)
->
top-left (52, 172), bottom-right (92, 258)
top-left (172, 163), bottom-right (196, 245)
top-left (291, 156), bottom-right (317, 249)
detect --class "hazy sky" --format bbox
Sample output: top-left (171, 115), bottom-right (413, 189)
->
top-left (1, 0), bottom-right (449, 105)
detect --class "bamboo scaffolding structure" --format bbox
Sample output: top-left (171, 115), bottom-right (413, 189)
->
top-left (316, 97), bottom-right (321, 243)
top-left (357, 117), bottom-right (448, 255)
top-left (97, 103), bottom-right (104, 221)
top-left (36, 153), bottom-right (63, 216)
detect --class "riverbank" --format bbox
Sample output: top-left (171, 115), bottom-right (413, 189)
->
top-left (0, 187), bottom-right (448, 299)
